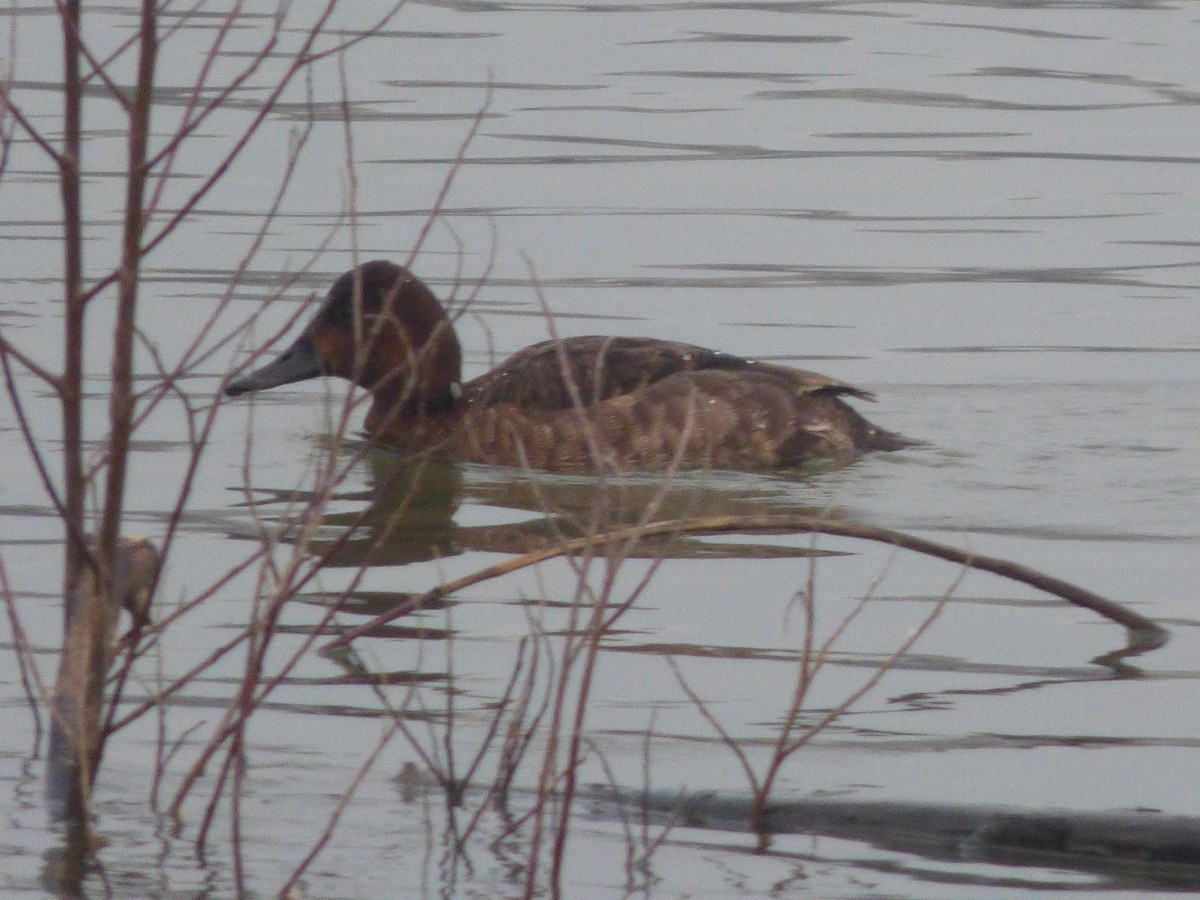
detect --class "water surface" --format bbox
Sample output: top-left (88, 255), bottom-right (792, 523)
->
top-left (2, 1), bottom-right (1199, 896)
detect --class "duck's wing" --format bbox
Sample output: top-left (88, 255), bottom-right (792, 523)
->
top-left (584, 366), bottom-right (904, 466)
top-left (463, 336), bottom-right (874, 410)
top-left (745, 361), bottom-right (878, 403)
top-left (463, 336), bottom-right (727, 409)
top-left (451, 364), bottom-right (913, 472)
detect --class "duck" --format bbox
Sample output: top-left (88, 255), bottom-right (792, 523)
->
top-left (225, 261), bottom-right (919, 472)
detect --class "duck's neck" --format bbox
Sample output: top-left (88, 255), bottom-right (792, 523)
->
top-left (363, 382), bottom-right (463, 435)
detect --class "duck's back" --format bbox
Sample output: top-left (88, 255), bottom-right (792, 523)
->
top-left (466, 336), bottom-right (756, 409)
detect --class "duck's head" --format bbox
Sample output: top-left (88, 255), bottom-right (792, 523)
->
top-left (226, 261), bottom-right (463, 413)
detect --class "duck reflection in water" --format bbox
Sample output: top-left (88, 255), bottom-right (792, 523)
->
top-left (290, 450), bottom-right (857, 572)
top-left (226, 261), bottom-right (920, 474)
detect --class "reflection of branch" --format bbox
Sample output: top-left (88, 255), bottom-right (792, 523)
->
top-left (327, 515), bottom-right (1166, 650)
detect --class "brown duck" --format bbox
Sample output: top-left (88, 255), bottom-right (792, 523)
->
top-left (226, 261), bottom-right (919, 472)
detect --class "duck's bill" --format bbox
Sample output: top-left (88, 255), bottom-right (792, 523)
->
top-left (225, 333), bottom-right (323, 396)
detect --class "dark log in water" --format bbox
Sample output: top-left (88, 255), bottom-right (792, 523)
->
top-left (586, 785), bottom-right (1200, 888)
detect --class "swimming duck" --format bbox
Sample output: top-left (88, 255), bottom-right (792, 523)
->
top-left (226, 261), bottom-right (918, 472)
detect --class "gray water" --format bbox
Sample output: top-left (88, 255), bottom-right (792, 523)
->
top-left (2, 1), bottom-right (1199, 897)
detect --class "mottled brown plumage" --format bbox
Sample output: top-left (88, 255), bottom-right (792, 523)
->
top-left (226, 261), bottom-right (919, 472)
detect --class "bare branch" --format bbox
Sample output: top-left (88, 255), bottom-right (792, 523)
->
top-left (328, 514), bottom-right (1165, 651)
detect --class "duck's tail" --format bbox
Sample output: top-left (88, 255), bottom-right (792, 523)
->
top-left (864, 425), bottom-right (927, 452)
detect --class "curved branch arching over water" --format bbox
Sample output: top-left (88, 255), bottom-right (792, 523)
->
top-left (324, 514), bottom-right (1168, 661)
